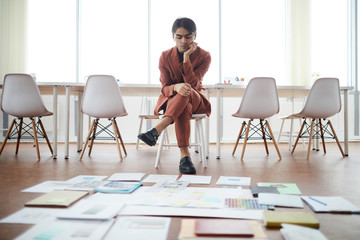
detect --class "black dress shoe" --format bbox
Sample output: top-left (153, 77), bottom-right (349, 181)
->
top-left (179, 156), bottom-right (196, 174)
top-left (137, 128), bottom-right (159, 146)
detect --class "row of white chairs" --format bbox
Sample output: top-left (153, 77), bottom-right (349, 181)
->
top-left (230, 77), bottom-right (344, 161)
top-left (0, 74), bottom-right (344, 166)
top-left (0, 74), bottom-right (207, 168)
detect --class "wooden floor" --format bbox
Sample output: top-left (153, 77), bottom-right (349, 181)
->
top-left (0, 141), bottom-right (359, 240)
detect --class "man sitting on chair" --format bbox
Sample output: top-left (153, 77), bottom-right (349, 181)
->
top-left (138, 17), bottom-right (211, 174)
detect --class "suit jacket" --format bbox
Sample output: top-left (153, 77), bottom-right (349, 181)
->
top-left (154, 46), bottom-right (211, 116)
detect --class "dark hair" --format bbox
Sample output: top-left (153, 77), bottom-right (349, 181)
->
top-left (171, 17), bottom-right (197, 35)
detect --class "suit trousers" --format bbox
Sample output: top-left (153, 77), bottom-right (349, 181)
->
top-left (163, 89), bottom-right (208, 147)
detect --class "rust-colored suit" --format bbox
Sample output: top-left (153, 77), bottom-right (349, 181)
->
top-left (154, 46), bottom-right (211, 147)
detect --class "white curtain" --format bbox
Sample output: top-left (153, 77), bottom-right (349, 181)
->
top-left (288, 0), bottom-right (311, 86)
top-left (0, 0), bottom-right (27, 81)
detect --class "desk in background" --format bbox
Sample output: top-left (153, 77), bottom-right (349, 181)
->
top-left (0, 83), bottom-right (353, 159)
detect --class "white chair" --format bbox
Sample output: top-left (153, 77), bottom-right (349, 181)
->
top-left (290, 78), bottom-right (345, 160)
top-left (79, 75), bottom-right (128, 161)
top-left (232, 77), bottom-right (282, 160)
top-left (0, 73), bottom-right (53, 160)
top-left (155, 114), bottom-right (207, 168)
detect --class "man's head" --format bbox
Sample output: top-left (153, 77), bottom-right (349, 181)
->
top-left (172, 17), bottom-right (197, 53)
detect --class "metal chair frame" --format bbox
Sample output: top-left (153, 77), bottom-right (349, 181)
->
top-left (0, 117), bottom-right (53, 160)
top-left (80, 117), bottom-right (127, 160)
top-left (292, 118), bottom-right (345, 159)
top-left (232, 119), bottom-right (280, 160)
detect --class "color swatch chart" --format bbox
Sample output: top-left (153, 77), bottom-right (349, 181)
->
top-left (225, 198), bottom-right (269, 210)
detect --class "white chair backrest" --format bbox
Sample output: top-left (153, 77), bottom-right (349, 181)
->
top-left (300, 78), bottom-right (341, 118)
top-left (233, 77), bottom-right (279, 119)
top-left (1, 73), bottom-right (50, 118)
top-left (81, 75), bottom-right (128, 118)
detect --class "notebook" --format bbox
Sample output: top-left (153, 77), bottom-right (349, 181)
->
top-left (25, 190), bottom-right (88, 207)
top-left (194, 219), bottom-right (254, 237)
top-left (94, 181), bottom-right (142, 194)
top-left (280, 223), bottom-right (328, 240)
top-left (250, 186), bottom-right (280, 197)
top-left (258, 183), bottom-right (301, 195)
top-left (302, 196), bottom-right (360, 213)
top-left (258, 193), bottom-right (304, 208)
top-left (57, 200), bottom-right (125, 220)
top-left (65, 180), bottom-right (107, 191)
top-left (263, 211), bottom-right (320, 228)
top-left (178, 219), bottom-right (267, 239)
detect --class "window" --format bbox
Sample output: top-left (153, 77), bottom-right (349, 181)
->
top-left (25, 0), bottom-right (349, 87)
top-left (311, 0), bottom-right (347, 86)
top-left (79, 0), bottom-right (148, 83)
top-left (27, 0), bottom-right (76, 82)
top-left (222, 0), bottom-right (286, 85)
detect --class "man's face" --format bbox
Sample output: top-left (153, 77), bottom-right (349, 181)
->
top-left (173, 27), bottom-right (196, 53)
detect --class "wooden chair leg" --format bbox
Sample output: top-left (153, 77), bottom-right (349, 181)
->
top-left (319, 119), bottom-right (326, 154)
top-left (260, 119), bottom-right (269, 155)
top-left (277, 118), bottom-right (285, 144)
top-left (136, 117), bottom-right (144, 149)
top-left (118, 133), bottom-right (127, 156)
top-left (291, 119), bottom-right (306, 154)
top-left (88, 119), bottom-right (98, 156)
top-left (31, 118), bottom-right (40, 161)
top-left (15, 118), bottom-right (23, 155)
top-left (114, 120), bottom-right (127, 156)
top-left (289, 118), bottom-right (294, 151)
top-left (307, 119), bottom-right (315, 160)
top-left (299, 118), bottom-right (306, 147)
top-left (79, 119), bottom-right (95, 160)
top-left (328, 120), bottom-right (345, 158)
top-left (241, 120), bottom-right (251, 161)
top-left (232, 121), bottom-right (246, 155)
top-left (38, 118), bottom-right (53, 154)
top-left (0, 119), bottom-right (16, 156)
top-left (112, 119), bottom-right (123, 161)
top-left (32, 117), bottom-right (37, 147)
top-left (266, 121), bottom-right (282, 160)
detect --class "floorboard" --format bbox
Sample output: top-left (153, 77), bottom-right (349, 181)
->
top-left (0, 142), bottom-right (359, 240)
